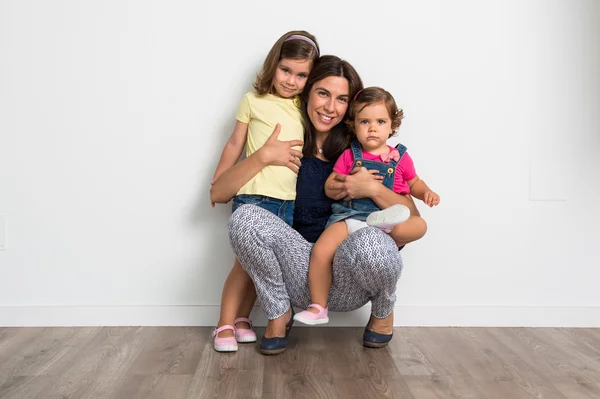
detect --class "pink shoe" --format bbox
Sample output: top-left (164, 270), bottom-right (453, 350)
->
top-left (213, 325), bottom-right (238, 352)
top-left (293, 304), bottom-right (329, 325)
top-left (234, 317), bottom-right (257, 343)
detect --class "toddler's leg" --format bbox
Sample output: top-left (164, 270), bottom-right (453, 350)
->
top-left (294, 222), bottom-right (348, 325)
top-left (216, 258), bottom-right (251, 338)
top-left (385, 195), bottom-right (427, 246)
top-left (388, 215), bottom-right (428, 246)
top-left (309, 222), bottom-right (348, 308)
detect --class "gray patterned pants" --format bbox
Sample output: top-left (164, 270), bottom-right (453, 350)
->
top-left (228, 205), bottom-right (404, 320)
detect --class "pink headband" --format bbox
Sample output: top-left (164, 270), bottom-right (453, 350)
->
top-left (284, 35), bottom-right (319, 55)
top-left (353, 89), bottom-right (363, 101)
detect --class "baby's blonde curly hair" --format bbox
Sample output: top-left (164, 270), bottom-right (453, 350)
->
top-left (345, 87), bottom-right (404, 137)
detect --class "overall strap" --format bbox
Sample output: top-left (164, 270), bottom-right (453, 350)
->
top-left (350, 140), bottom-right (363, 162)
top-left (396, 143), bottom-right (407, 159)
top-left (387, 143), bottom-right (407, 171)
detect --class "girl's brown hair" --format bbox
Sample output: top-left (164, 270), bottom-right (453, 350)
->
top-left (253, 31), bottom-right (320, 95)
top-left (300, 55), bottom-right (364, 161)
top-left (346, 87), bottom-right (404, 137)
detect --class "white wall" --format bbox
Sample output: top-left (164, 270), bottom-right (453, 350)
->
top-left (1, 0), bottom-right (599, 327)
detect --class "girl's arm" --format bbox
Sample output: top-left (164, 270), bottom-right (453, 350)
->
top-left (407, 175), bottom-right (440, 207)
top-left (210, 124), bottom-right (303, 205)
top-left (211, 121), bottom-right (249, 184)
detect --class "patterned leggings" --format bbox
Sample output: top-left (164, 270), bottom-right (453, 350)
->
top-left (228, 205), bottom-right (404, 320)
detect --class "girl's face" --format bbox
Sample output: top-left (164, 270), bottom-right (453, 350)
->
top-left (306, 76), bottom-right (350, 133)
top-left (354, 102), bottom-right (393, 154)
top-left (271, 58), bottom-right (312, 98)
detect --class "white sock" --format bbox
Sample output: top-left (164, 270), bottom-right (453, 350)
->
top-left (345, 218), bottom-right (368, 235)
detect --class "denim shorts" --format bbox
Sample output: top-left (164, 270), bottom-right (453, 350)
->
top-left (232, 194), bottom-right (294, 227)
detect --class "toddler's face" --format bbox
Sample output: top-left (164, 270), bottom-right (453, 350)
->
top-left (354, 102), bottom-right (393, 153)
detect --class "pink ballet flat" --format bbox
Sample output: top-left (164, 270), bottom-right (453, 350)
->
top-left (234, 317), bottom-right (257, 343)
top-left (293, 303), bottom-right (329, 325)
top-left (213, 325), bottom-right (238, 352)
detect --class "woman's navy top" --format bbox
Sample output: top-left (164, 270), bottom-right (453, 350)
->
top-left (292, 157), bottom-right (334, 243)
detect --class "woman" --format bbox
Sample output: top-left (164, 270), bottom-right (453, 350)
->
top-left (210, 56), bottom-right (425, 355)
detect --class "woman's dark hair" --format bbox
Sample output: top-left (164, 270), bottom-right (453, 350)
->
top-left (300, 55), bottom-right (363, 161)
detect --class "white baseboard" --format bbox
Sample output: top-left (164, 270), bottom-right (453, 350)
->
top-left (1, 305), bottom-right (599, 327)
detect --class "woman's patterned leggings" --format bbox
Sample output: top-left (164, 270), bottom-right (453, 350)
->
top-left (228, 205), bottom-right (404, 320)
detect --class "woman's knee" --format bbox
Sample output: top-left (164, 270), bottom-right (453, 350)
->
top-left (229, 204), bottom-right (259, 232)
top-left (338, 228), bottom-right (403, 273)
top-left (344, 228), bottom-right (399, 257)
top-left (228, 205), bottom-right (273, 245)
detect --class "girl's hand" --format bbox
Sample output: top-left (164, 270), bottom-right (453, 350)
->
top-left (423, 190), bottom-right (440, 207)
top-left (331, 167), bottom-right (384, 200)
top-left (257, 124), bottom-right (303, 173)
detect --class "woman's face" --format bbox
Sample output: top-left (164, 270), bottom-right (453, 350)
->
top-left (306, 76), bottom-right (350, 133)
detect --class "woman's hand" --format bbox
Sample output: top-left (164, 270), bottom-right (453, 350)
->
top-left (256, 124), bottom-right (303, 173)
top-left (329, 167), bottom-right (384, 200)
top-left (330, 167), bottom-right (422, 216)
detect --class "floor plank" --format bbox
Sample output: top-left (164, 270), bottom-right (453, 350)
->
top-left (390, 328), bottom-right (490, 398)
top-left (0, 327), bottom-right (101, 399)
top-left (185, 328), bottom-right (263, 399)
top-left (0, 326), bottom-right (599, 399)
top-left (262, 327), bottom-right (414, 399)
top-left (125, 327), bottom-right (206, 376)
top-left (111, 374), bottom-right (192, 399)
top-left (487, 327), bottom-right (600, 398)
top-left (31, 327), bottom-right (152, 399)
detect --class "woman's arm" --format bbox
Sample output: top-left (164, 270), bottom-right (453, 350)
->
top-left (324, 172), bottom-right (342, 199)
top-left (373, 186), bottom-right (421, 217)
top-left (328, 167), bottom-right (421, 217)
top-left (210, 124), bottom-right (304, 205)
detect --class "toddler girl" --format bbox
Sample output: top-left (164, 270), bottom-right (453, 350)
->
top-left (294, 87), bottom-right (439, 325)
top-left (211, 31), bottom-right (319, 350)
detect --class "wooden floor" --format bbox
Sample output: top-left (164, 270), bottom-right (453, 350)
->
top-left (0, 327), bottom-right (599, 398)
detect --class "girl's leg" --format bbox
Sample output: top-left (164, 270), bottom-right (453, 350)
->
top-left (228, 205), bottom-right (313, 337)
top-left (307, 221), bottom-right (348, 312)
top-left (235, 278), bottom-right (257, 329)
top-left (216, 258), bottom-right (251, 338)
top-left (388, 215), bottom-right (428, 246)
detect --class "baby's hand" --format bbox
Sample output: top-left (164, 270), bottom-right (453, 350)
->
top-left (423, 191), bottom-right (440, 207)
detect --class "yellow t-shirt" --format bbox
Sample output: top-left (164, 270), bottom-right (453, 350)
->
top-left (235, 92), bottom-right (303, 200)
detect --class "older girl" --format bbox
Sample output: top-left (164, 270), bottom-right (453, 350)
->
top-left (210, 31), bottom-right (319, 352)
